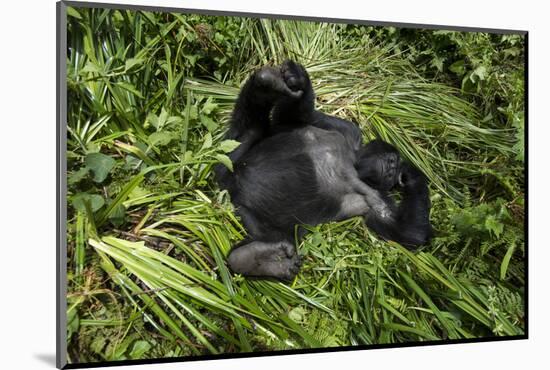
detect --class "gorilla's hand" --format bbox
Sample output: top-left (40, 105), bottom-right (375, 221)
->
top-left (398, 162), bottom-right (427, 189)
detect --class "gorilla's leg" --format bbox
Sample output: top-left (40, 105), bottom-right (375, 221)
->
top-left (214, 65), bottom-right (302, 185)
top-left (227, 240), bottom-right (302, 280)
top-left (234, 205), bottom-right (265, 240)
top-left (228, 203), bottom-right (303, 280)
top-left (270, 60), bottom-right (316, 127)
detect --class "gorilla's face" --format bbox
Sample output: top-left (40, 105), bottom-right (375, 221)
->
top-left (359, 140), bottom-right (402, 191)
top-left (363, 153), bottom-right (401, 191)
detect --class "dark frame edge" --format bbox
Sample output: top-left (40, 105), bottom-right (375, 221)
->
top-left (57, 1), bottom-right (68, 369)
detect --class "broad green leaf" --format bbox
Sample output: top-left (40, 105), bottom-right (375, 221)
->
top-left (85, 152), bottom-right (116, 183)
top-left (200, 115), bottom-right (218, 132)
top-left (145, 112), bottom-right (159, 129)
top-left (215, 154), bottom-right (233, 172)
top-left (109, 334), bottom-right (136, 360)
top-left (80, 61), bottom-right (103, 75)
top-left (218, 140), bottom-right (241, 153)
top-left (183, 150), bottom-right (193, 162)
top-left (68, 167), bottom-right (90, 185)
top-left (201, 132), bottom-right (213, 151)
top-left (72, 193), bottom-right (105, 212)
top-left (108, 203), bottom-right (126, 227)
top-left (114, 141), bottom-right (155, 166)
top-left (148, 131), bottom-right (175, 147)
top-left (165, 116), bottom-right (183, 126)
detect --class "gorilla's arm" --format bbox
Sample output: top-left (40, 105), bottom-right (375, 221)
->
top-left (365, 162), bottom-right (433, 247)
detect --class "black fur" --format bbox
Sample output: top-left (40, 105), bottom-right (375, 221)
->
top-left (214, 61), bottom-right (432, 280)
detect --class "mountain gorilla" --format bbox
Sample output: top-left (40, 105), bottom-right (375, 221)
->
top-left (214, 60), bottom-right (432, 281)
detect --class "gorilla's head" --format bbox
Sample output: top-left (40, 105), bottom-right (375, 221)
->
top-left (358, 140), bottom-right (402, 191)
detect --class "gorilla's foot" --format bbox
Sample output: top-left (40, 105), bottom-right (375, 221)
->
top-left (227, 240), bottom-right (302, 281)
top-left (281, 60), bottom-right (310, 92)
top-left (255, 66), bottom-right (303, 99)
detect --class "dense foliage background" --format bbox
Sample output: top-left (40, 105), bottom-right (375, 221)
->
top-left (65, 6), bottom-right (525, 363)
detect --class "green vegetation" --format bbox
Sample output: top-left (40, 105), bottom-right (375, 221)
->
top-left (65, 7), bottom-right (525, 363)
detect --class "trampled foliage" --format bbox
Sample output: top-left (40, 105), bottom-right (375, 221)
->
top-left (65, 7), bottom-right (525, 363)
